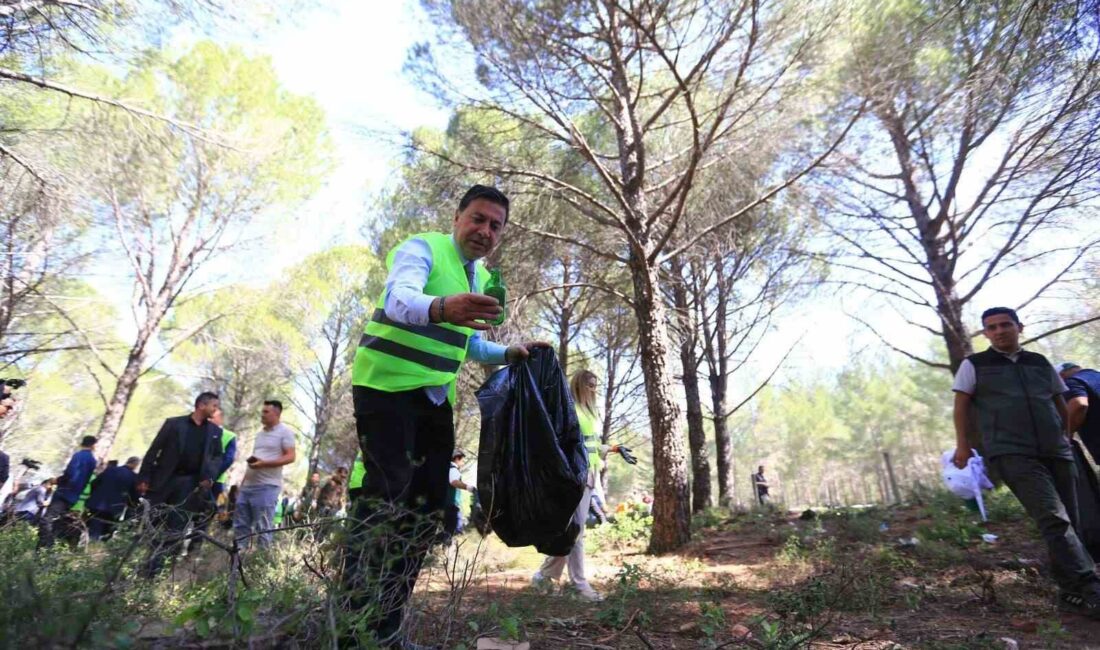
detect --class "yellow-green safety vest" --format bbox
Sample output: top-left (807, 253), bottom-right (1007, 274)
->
top-left (349, 453), bottom-right (366, 491)
top-left (217, 429), bottom-right (236, 484)
top-left (352, 232), bottom-right (490, 405)
top-left (577, 407), bottom-right (602, 474)
top-left (273, 497), bottom-right (285, 526)
top-left (71, 480), bottom-right (93, 513)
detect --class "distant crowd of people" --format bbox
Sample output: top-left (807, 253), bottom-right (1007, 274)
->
top-left (0, 394), bottom-right (360, 579)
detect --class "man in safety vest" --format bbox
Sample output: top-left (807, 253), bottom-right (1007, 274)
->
top-left (341, 184), bottom-right (546, 648)
top-left (210, 407), bottom-right (237, 496)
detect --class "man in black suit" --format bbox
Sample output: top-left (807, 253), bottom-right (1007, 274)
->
top-left (138, 392), bottom-right (224, 576)
top-left (86, 456), bottom-right (143, 540)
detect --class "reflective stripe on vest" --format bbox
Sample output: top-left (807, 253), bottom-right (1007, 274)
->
top-left (368, 308), bottom-right (469, 349)
top-left (352, 232), bottom-right (490, 400)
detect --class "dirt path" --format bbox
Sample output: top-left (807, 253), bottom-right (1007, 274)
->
top-left (413, 504), bottom-right (1100, 649)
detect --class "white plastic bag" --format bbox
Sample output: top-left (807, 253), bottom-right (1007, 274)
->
top-left (941, 449), bottom-right (995, 521)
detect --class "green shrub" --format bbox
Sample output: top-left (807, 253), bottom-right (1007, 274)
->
top-left (917, 516), bottom-right (984, 548)
top-left (596, 562), bottom-right (653, 629)
top-left (982, 488), bottom-right (1027, 524)
top-left (587, 505), bottom-right (652, 552)
top-left (0, 523), bottom-right (155, 649)
top-left (692, 507), bottom-right (732, 531)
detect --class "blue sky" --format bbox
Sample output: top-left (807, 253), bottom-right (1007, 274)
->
top-left (243, 1), bottom-right (450, 275)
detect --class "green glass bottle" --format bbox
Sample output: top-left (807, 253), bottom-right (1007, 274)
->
top-left (484, 267), bottom-right (507, 326)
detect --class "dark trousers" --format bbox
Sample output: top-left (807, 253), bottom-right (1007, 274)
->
top-left (1082, 434), bottom-right (1100, 468)
top-left (87, 509), bottom-right (120, 541)
top-left (342, 385), bottom-right (454, 644)
top-left (142, 474), bottom-right (210, 577)
top-left (444, 504), bottom-right (460, 542)
top-left (991, 455), bottom-right (1100, 593)
top-left (36, 497), bottom-right (73, 549)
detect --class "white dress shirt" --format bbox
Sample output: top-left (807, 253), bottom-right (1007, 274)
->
top-left (383, 235), bottom-right (507, 404)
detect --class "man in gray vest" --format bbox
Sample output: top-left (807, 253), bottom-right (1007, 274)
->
top-left (952, 307), bottom-right (1100, 617)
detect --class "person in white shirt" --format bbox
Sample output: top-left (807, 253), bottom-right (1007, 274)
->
top-left (234, 400), bottom-right (296, 549)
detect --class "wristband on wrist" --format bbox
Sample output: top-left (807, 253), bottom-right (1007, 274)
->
top-left (439, 296), bottom-right (447, 323)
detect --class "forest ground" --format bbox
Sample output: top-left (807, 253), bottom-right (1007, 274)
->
top-left (404, 490), bottom-right (1100, 649)
top-left (4, 488), bottom-right (1099, 649)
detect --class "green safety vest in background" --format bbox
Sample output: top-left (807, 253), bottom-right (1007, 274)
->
top-left (577, 407), bottom-right (602, 474)
top-left (217, 429), bottom-right (236, 484)
top-left (352, 232), bottom-right (490, 405)
top-left (71, 480), bottom-right (93, 513)
top-left (349, 453), bottom-right (366, 491)
top-left (273, 498), bottom-right (285, 526)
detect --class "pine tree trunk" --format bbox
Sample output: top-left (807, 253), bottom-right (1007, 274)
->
top-left (94, 346), bottom-right (148, 461)
top-left (630, 259), bottom-right (691, 552)
top-left (671, 263), bottom-right (711, 513)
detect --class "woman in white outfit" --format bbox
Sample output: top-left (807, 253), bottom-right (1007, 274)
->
top-left (532, 369), bottom-right (616, 602)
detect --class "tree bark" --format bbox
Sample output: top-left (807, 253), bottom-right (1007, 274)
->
top-left (631, 257), bottom-right (691, 552)
top-left (883, 450), bottom-right (902, 504)
top-left (93, 316), bottom-right (158, 460)
top-left (699, 255), bottom-right (733, 506)
top-left (671, 262), bottom-right (711, 513)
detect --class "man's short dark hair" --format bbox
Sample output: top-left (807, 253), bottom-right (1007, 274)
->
top-left (80, 435), bottom-right (97, 447)
top-left (458, 184), bottom-right (509, 222)
top-left (195, 391), bottom-right (219, 408)
top-left (981, 307), bottom-right (1020, 326)
top-left (263, 400), bottom-right (283, 413)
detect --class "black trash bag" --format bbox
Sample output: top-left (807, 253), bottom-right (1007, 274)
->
top-left (476, 347), bottom-right (588, 555)
top-left (1071, 439), bottom-right (1100, 559)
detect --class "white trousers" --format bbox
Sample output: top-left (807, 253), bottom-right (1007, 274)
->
top-left (538, 485), bottom-right (592, 588)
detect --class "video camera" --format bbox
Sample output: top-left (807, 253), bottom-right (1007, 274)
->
top-left (0, 378), bottom-right (26, 391)
top-left (20, 458), bottom-right (41, 471)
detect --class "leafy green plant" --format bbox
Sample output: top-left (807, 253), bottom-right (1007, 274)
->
top-left (1038, 619), bottom-right (1071, 647)
top-left (692, 507), bottom-right (732, 531)
top-left (751, 615), bottom-right (821, 650)
top-left (587, 506), bottom-right (653, 552)
top-left (596, 563), bottom-right (652, 628)
top-left (917, 516), bottom-right (984, 548)
top-left (698, 601), bottom-right (727, 645)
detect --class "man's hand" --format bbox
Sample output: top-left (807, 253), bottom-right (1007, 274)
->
top-left (199, 478), bottom-right (213, 490)
top-left (505, 340), bottom-right (553, 364)
top-left (438, 293), bottom-right (501, 330)
top-left (136, 480), bottom-right (149, 495)
top-left (952, 446), bottom-right (971, 470)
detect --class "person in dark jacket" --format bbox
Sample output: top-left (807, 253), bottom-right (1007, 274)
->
top-left (1059, 363), bottom-right (1100, 461)
top-left (37, 435), bottom-right (97, 549)
top-left (137, 392), bottom-right (224, 577)
top-left (86, 456), bottom-right (143, 541)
